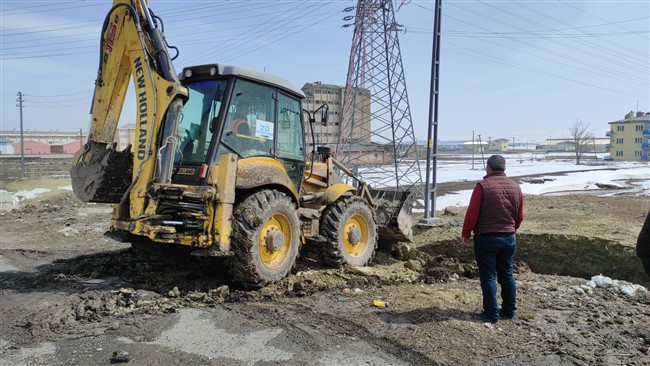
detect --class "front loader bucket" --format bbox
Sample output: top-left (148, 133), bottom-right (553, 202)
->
top-left (369, 189), bottom-right (415, 243)
top-left (70, 142), bottom-right (133, 203)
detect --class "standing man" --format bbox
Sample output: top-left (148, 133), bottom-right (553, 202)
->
top-left (461, 155), bottom-right (524, 323)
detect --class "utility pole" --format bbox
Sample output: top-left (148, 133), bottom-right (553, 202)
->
top-left (16, 91), bottom-right (25, 178)
top-left (471, 130), bottom-right (475, 170)
top-left (420, 0), bottom-right (443, 225)
top-left (478, 134), bottom-right (485, 168)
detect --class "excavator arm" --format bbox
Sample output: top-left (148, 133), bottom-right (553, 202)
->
top-left (71, 0), bottom-right (187, 218)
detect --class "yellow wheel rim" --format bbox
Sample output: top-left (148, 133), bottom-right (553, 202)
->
top-left (343, 213), bottom-right (369, 258)
top-left (259, 213), bottom-right (292, 269)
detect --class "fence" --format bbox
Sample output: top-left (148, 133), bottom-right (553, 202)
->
top-left (0, 155), bottom-right (72, 182)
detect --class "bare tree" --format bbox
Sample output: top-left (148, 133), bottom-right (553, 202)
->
top-left (569, 119), bottom-right (594, 165)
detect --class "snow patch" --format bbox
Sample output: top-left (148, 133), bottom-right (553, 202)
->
top-left (13, 188), bottom-right (51, 205)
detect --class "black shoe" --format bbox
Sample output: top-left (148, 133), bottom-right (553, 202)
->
top-left (473, 312), bottom-right (498, 323)
top-left (499, 310), bottom-right (515, 320)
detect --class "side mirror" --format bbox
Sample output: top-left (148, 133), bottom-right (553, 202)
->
top-left (320, 104), bottom-right (329, 126)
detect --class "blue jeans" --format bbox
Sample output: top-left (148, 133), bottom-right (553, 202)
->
top-left (473, 233), bottom-right (517, 322)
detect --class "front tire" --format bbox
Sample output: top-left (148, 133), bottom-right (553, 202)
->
top-left (320, 197), bottom-right (378, 267)
top-left (230, 190), bottom-right (300, 288)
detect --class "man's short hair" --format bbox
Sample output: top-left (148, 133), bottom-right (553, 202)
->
top-left (487, 155), bottom-right (506, 171)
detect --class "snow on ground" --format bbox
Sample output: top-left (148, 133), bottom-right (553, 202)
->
top-left (422, 159), bottom-right (649, 210)
top-left (12, 188), bottom-right (51, 205)
top-left (3, 158), bottom-right (649, 211)
top-left (2, 186), bottom-right (72, 208)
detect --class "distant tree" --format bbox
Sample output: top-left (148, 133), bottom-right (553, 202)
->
top-left (569, 119), bottom-right (594, 165)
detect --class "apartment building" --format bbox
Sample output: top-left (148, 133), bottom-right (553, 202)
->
top-left (607, 111), bottom-right (650, 161)
top-left (300, 81), bottom-right (371, 151)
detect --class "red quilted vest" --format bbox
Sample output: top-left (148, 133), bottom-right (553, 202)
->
top-left (474, 172), bottom-right (522, 235)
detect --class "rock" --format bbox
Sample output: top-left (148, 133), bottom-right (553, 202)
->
top-left (58, 227), bottom-right (80, 236)
top-left (393, 242), bottom-right (411, 260)
top-left (443, 206), bottom-right (462, 216)
top-left (404, 259), bottom-right (422, 272)
top-left (118, 288), bottom-right (136, 295)
top-left (579, 285), bottom-right (593, 293)
top-left (590, 274), bottom-right (614, 288)
top-left (110, 350), bottom-right (130, 363)
top-left (188, 291), bottom-right (206, 301)
top-left (168, 286), bottom-right (181, 298)
top-left (207, 285), bottom-right (229, 303)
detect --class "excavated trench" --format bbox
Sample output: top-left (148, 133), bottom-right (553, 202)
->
top-left (418, 233), bottom-right (649, 287)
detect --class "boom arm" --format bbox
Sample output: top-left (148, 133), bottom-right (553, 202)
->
top-left (71, 0), bottom-right (187, 216)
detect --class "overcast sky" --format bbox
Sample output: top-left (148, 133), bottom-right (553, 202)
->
top-left (1, 0), bottom-right (648, 143)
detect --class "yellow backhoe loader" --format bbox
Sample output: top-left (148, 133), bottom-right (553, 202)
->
top-left (71, 0), bottom-right (414, 288)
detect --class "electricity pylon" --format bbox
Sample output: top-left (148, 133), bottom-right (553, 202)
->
top-left (337, 0), bottom-right (422, 195)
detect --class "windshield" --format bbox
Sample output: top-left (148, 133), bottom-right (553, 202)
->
top-left (175, 80), bottom-right (226, 164)
top-left (216, 79), bottom-right (304, 162)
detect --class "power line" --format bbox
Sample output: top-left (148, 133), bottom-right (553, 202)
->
top-left (511, 0), bottom-right (648, 61)
top-left (439, 30), bottom-right (649, 38)
top-left (1, 2), bottom-right (102, 16)
top-left (25, 91), bottom-right (91, 98)
top-left (439, 12), bottom-right (647, 87)
top-left (446, 2), bottom-right (648, 75)
top-left (560, 0), bottom-right (649, 41)
top-left (443, 41), bottom-right (647, 100)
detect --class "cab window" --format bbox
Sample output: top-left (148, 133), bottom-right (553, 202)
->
top-left (175, 80), bottom-right (225, 164)
top-left (277, 94), bottom-right (304, 160)
top-left (219, 79), bottom-right (275, 158)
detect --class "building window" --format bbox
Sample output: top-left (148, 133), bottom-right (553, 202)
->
top-left (635, 137), bottom-right (643, 143)
top-left (635, 151), bottom-right (642, 157)
top-left (616, 150), bottom-right (623, 156)
top-left (636, 125), bottom-right (643, 131)
top-left (617, 125), bottom-right (625, 131)
top-left (616, 138), bottom-right (623, 144)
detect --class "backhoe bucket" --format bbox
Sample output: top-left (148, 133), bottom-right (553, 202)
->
top-left (369, 189), bottom-right (415, 243)
top-left (70, 142), bottom-right (133, 203)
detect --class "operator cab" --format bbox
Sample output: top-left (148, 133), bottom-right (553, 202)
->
top-left (172, 64), bottom-right (306, 190)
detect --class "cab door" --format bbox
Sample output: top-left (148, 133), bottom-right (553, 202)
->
top-left (275, 93), bottom-right (306, 191)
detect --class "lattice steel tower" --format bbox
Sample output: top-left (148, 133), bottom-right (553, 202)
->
top-left (337, 0), bottom-right (422, 194)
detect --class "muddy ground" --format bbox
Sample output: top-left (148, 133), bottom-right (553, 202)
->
top-left (0, 178), bottom-right (649, 365)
